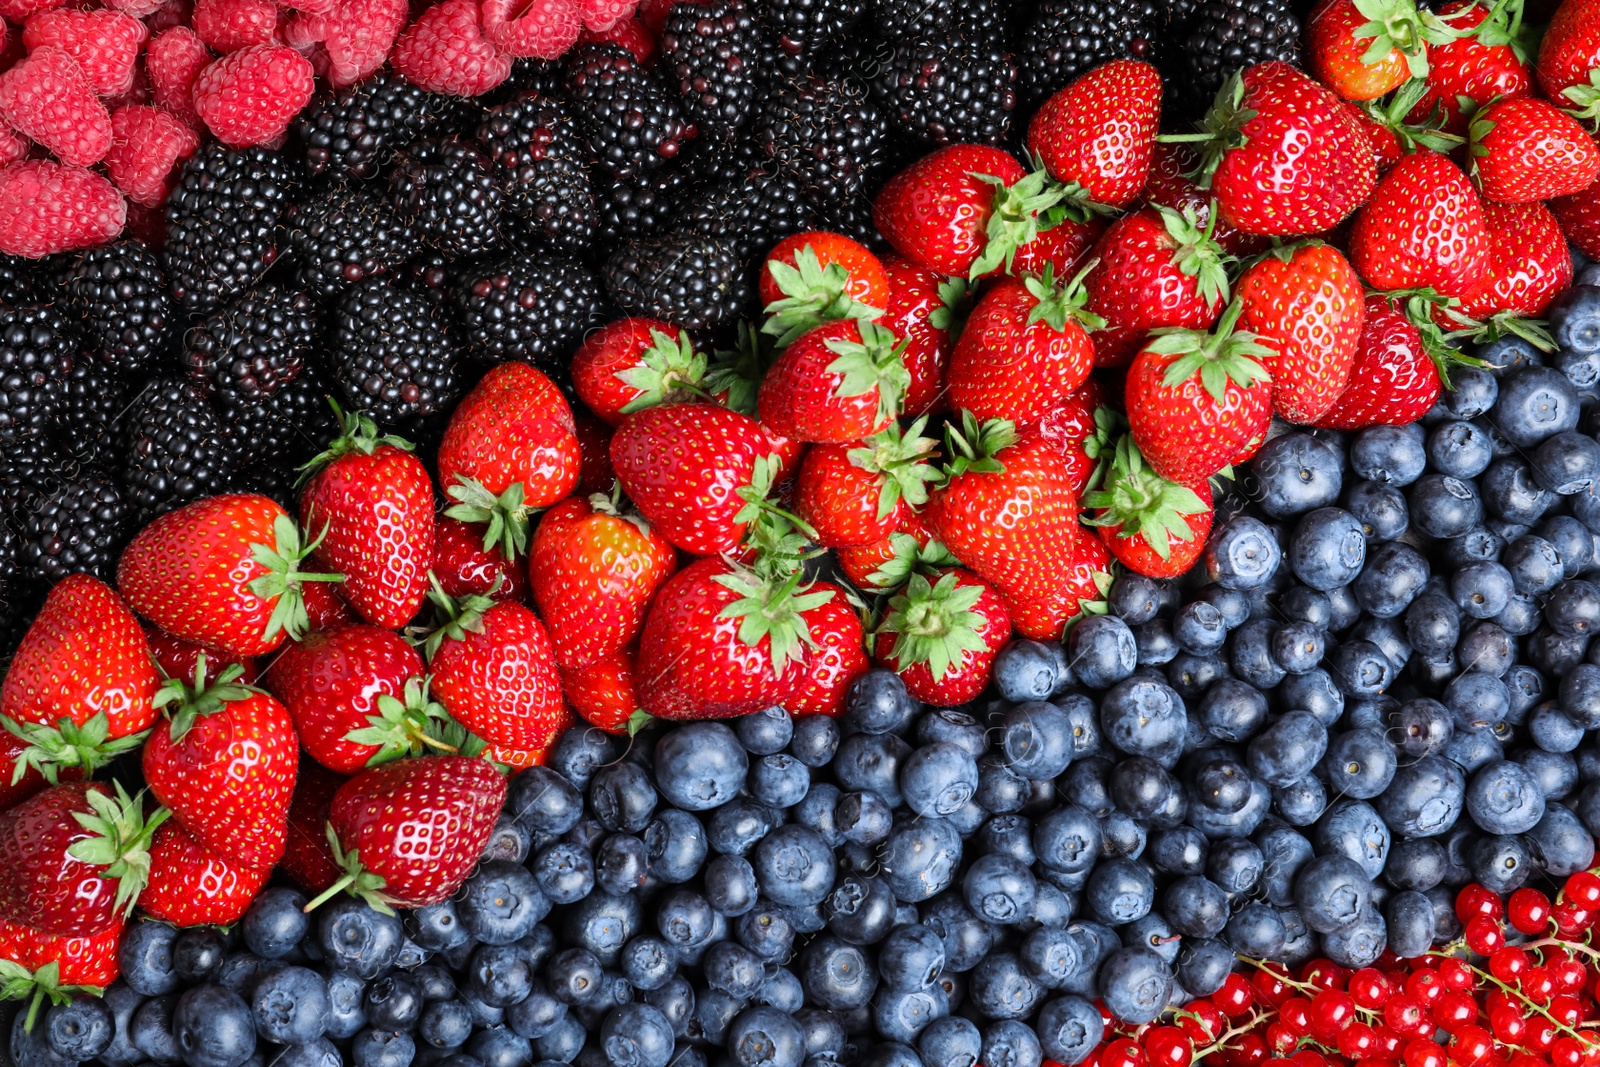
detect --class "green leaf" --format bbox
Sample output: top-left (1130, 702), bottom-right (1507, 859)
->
top-left (762, 245), bottom-right (885, 347)
top-left (1561, 70), bottom-right (1600, 131)
top-left (1, 712), bottom-right (147, 786)
top-left (246, 514), bottom-right (345, 646)
top-left (617, 329), bottom-right (709, 414)
top-left (876, 572), bottom-right (991, 683)
top-left (412, 574), bottom-right (495, 661)
top-left (1082, 435), bottom-right (1211, 561)
top-left (302, 824), bottom-right (397, 916)
top-left (64, 781), bottom-right (170, 920)
top-left (705, 322), bottom-right (775, 417)
top-left (345, 676), bottom-right (457, 766)
top-left (443, 477), bottom-right (535, 561)
top-left (968, 168), bottom-right (1072, 279)
top-left (298, 399), bottom-right (414, 485)
top-left (848, 417), bottom-right (942, 520)
top-left (712, 564), bottom-right (835, 677)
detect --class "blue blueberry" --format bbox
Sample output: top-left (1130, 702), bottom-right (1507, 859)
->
top-left (999, 702), bottom-right (1073, 780)
top-left (753, 825), bottom-right (835, 907)
top-left (42, 994), bottom-right (113, 1062)
top-left (1289, 507), bottom-right (1365, 590)
top-left (844, 669), bottom-right (917, 734)
top-left (726, 1006), bottom-right (804, 1067)
top-left (1293, 854), bottom-right (1370, 934)
top-left (545, 729), bottom-right (621, 791)
top-left (788, 715), bottom-right (839, 768)
top-left (981, 1021), bottom-right (1042, 1067)
top-left (1321, 906), bottom-right (1387, 969)
top-left (1066, 615), bottom-right (1137, 689)
top-left (1345, 480), bottom-right (1409, 542)
top-left (1033, 997), bottom-right (1101, 1067)
top-left (1327, 640), bottom-right (1393, 697)
top-left (1246, 710), bottom-right (1327, 787)
top-left (992, 640), bottom-right (1066, 702)
top-left (1108, 573), bottom-right (1165, 624)
top-left (1095, 948), bottom-right (1170, 1026)
top-left (172, 985), bottom-right (255, 1067)
top-left (707, 799), bottom-right (781, 856)
top-left (600, 1004), bottom-right (673, 1067)
top-left (918, 1015), bottom-right (984, 1067)
top-left (1384, 889), bottom-right (1436, 959)
top-left (505, 985), bottom-right (566, 1040)
top-left (1351, 424), bottom-right (1426, 484)
top-left (880, 924), bottom-right (946, 992)
top-left (352, 1029), bottom-right (415, 1067)
top-left (171, 927), bottom-right (226, 983)
top-left (833, 731), bottom-right (911, 807)
top-left (1532, 699), bottom-right (1587, 752)
top-left (748, 754), bottom-right (810, 809)
top-left (967, 953), bottom-right (1042, 1021)
top-left (1082, 857), bottom-right (1153, 927)
top-left (735, 905), bottom-right (795, 961)
top-left (319, 898), bottom-right (404, 979)
top-left (120, 919), bottom-right (181, 997)
top-left (900, 742), bottom-right (980, 816)
top-left (1323, 727), bottom-right (1396, 799)
top-left (459, 861), bottom-right (548, 945)
top-left (1315, 799), bottom-right (1390, 879)
top-left (1174, 937), bottom-right (1233, 997)
top-left (465, 945), bottom-right (532, 1009)
top-left (824, 873), bottom-right (897, 945)
top-left (1377, 755), bottom-right (1466, 837)
top-left (1250, 433), bottom-right (1342, 518)
top-left (1466, 758), bottom-right (1547, 834)
top-left (734, 706), bottom-right (793, 754)
top-left (1204, 515), bottom-right (1281, 589)
top-left (323, 969), bottom-right (367, 1040)
top-left (881, 818), bottom-right (962, 902)
top-left (961, 854), bottom-right (1036, 926)
top-left (654, 722), bottom-right (747, 811)
top-left (799, 937), bottom-right (877, 1010)
top-left (1550, 285), bottom-right (1600, 355)
top-left (1225, 902), bottom-right (1286, 957)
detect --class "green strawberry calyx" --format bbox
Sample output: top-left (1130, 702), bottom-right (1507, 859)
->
top-left (937, 411), bottom-right (1018, 486)
top-left (298, 399), bottom-right (416, 484)
top-left (249, 514), bottom-right (346, 646)
top-left (1145, 298), bottom-right (1274, 403)
top-left (824, 319), bottom-right (912, 430)
top-left (303, 824), bottom-right (400, 916)
top-left (153, 655), bottom-right (256, 742)
top-left (1025, 261), bottom-right (1107, 333)
top-left (64, 780), bottom-right (172, 925)
top-left (1082, 436), bottom-right (1208, 561)
top-left (445, 476), bottom-right (535, 561)
top-left (1160, 73), bottom-right (1259, 190)
top-left (1561, 70), bottom-right (1600, 132)
top-left (415, 576), bottom-right (497, 661)
top-left (862, 533), bottom-right (962, 594)
top-left (712, 562), bottom-right (835, 679)
top-left (706, 323), bottom-right (777, 417)
top-left (617, 329), bottom-right (710, 415)
top-left (0, 960), bottom-right (103, 1033)
top-left (1456, 0), bottom-right (1529, 62)
top-left (344, 675), bottom-right (464, 767)
top-left (735, 456), bottom-right (822, 580)
top-left (1157, 203), bottom-right (1233, 309)
top-left (1360, 78), bottom-right (1466, 154)
top-left (875, 571), bottom-right (990, 683)
top-left (762, 245), bottom-right (885, 348)
top-left (929, 276), bottom-right (972, 337)
top-left (848, 417), bottom-right (942, 522)
top-left (1, 711), bottom-right (149, 786)
top-left (969, 168), bottom-right (1072, 279)
top-left (1349, 0), bottom-right (1460, 79)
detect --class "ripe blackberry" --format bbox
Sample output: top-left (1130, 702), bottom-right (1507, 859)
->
top-left (871, 0), bottom-right (1004, 42)
top-left (1016, 0), bottom-right (1168, 107)
top-left (285, 185), bottom-right (419, 300)
top-left (164, 144), bottom-right (299, 313)
top-left (231, 365), bottom-right (338, 476)
top-left (330, 276), bottom-right (462, 427)
top-left (1177, 0), bottom-right (1301, 104)
top-left (871, 35), bottom-right (1017, 145)
top-left (751, 76), bottom-right (887, 204)
top-left (182, 287), bottom-right (320, 421)
top-left (0, 436), bottom-right (70, 519)
top-left (474, 94), bottom-right (596, 256)
top-left (564, 43), bottom-right (692, 178)
top-left (0, 305), bottom-right (78, 450)
top-left (19, 469), bottom-right (131, 584)
top-left (296, 72), bottom-right (457, 181)
top-left (123, 376), bottom-right (237, 521)
top-left (594, 168), bottom-right (693, 246)
top-left (389, 135), bottom-right (504, 259)
top-left (758, 0), bottom-right (866, 73)
top-left (59, 241), bottom-right (174, 377)
top-left (603, 232), bottom-right (748, 332)
top-left (57, 358), bottom-right (129, 467)
top-left (0, 254), bottom-right (35, 307)
top-left (659, 0), bottom-right (766, 139)
top-left (671, 168), bottom-right (815, 262)
top-left (451, 255), bottom-right (608, 365)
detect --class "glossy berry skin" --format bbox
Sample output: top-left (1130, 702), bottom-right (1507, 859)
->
top-left (571, 316), bottom-right (685, 426)
top-left (1004, 526), bottom-right (1112, 642)
top-left (795, 444), bottom-right (900, 549)
top-left (139, 820), bottom-right (271, 927)
top-left (1453, 199), bottom-right (1574, 322)
top-left (0, 915), bottom-right (121, 988)
top-left (1315, 296), bottom-right (1439, 429)
top-left (1472, 96), bottom-right (1600, 204)
top-left (559, 648), bottom-right (640, 734)
top-left (1027, 59), bottom-right (1162, 209)
top-left (0, 783), bottom-right (136, 937)
top-left (783, 584), bottom-right (869, 718)
top-left (430, 601), bottom-right (565, 752)
top-left (1537, 0), bottom-right (1600, 100)
top-left (1084, 209), bottom-right (1226, 368)
top-left (873, 570), bottom-right (1011, 706)
top-left (759, 231), bottom-right (889, 311)
top-left (758, 319), bottom-right (896, 444)
top-left (872, 144), bottom-right (1027, 277)
top-left (1411, 0), bottom-right (1532, 136)
top-left (431, 517), bottom-right (528, 604)
top-left (880, 255), bottom-right (955, 417)
top-left (436, 361), bottom-right (582, 509)
top-left (945, 277), bottom-right (1094, 424)
top-left (279, 762), bottom-right (347, 895)
top-left (1236, 243), bottom-right (1366, 424)
top-left (1038, 390), bottom-right (1104, 493)
top-left (1095, 478), bottom-right (1214, 579)
top-left (1125, 341), bottom-right (1272, 487)
top-left (1307, 0), bottom-right (1412, 100)
top-left (1350, 150), bottom-right (1492, 298)
top-left (1141, 144), bottom-right (1266, 257)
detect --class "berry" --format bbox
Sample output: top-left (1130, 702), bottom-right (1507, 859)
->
top-left (475, 93), bottom-right (595, 255)
top-left (296, 72), bottom-right (455, 181)
top-left (284, 184), bottom-right (418, 300)
top-left (563, 42), bottom-right (690, 177)
top-left (391, 0), bottom-right (514, 96)
top-left (104, 105), bottom-right (203, 209)
top-left (22, 9), bottom-right (147, 96)
top-left (0, 47), bottom-right (112, 168)
top-left (329, 276), bottom-right (461, 428)
top-left (192, 45), bottom-right (317, 147)
top-left (163, 144), bottom-right (298, 313)
top-left (388, 134), bottom-right (502, 258)
top-left (451, 255), bottom-right (608, 366)
top-left (0, 161), bottom-right (125, 259)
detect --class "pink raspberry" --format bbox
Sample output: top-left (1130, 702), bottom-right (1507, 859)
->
top-left (279, 0), bottom-right (339, 15)
top-left (576, 14), bottom-right (650, 61)
top-left (0, 128), bottom-right (28, 166)
top-left (479, 0), bottom-right (579, 57)
top-left (192, 43), bottom-right (313, 145)
top-left (0, 160), bottom-right (125, 257)
top-left (145, 27), bottom-right (210, 125)
top-left (0, 0), bottom-right (63, 28)
top-left (144, 0), bottom-right (195, 31)
top-left (0, 47), bottom-right (113, 165)
top-left (634, 0), bottom-right (672, 32)
top-left (580, 0), bottom-right (634, 31)
top-left (392, 0), bottom-right (512, 95)
top-left (192, 0), bottom-right (280, 52)
top-left (105, 104), bottom-right (199, 206)
top-left (23, 9), bottom-right (148, 97)
top-left (283, 0), bottom-right (405, 87)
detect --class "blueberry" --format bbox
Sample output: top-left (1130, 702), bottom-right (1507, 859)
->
top-left (900, 742), bottom-right (980, 816)
top-left (1108, 573), bottom-right (1165, 624)
top-left (172, 985), bottom-right (255, 1067)
top-left (824, 872), bottom-right (898, 945)
top-left (42, 994), bottom-right (114, 1062)
top-left (1129, 618), bottom-right (1181, 668)
top-left (1095, 947), bottom-right (1169, 1026)
top-left (1377, 755), bottom-right (1466, 836)
top-left (957, 854), bottom-right (1034, 926)
top-left (1323, 727), bottom-right (1396, 799)
top-left (1066, 615), bottom-right (1137, 689)
top-left (646, 808), bottom-right (709, 883)
top-left (1497, 365), bottom-right (1584, 449)
top-left (1033, 805), bottom-right (1101, 875)
top-left (319, 898), bottom-right (404, 979)
top-left (879, 924), bottom-right (946, 992)
top-left (531, 1012), bottom-right (585, 1061)
top-left (1109, 757), bottom-right (1179, 821)
top-left (1274, 778), bottom-right (1327, 826)
top-left (726, 1006), bottom-right (804, 1067)
top-left (967, 952), bottom-right (1043, 1021)
top-left (1161, 875), bottom-right (1227, 938)
top-left (1541, 514), bottom-right (1595, 575)
top-left (1194, 679), bottom-right (1266, 742)
top-left (981, 1021), bottom-right (1042, 1067)
top-left (1316, 799), bottom-right (1391, 879)
top-left (1256, 826), bottom-right (1313, 906)
top-left (1280, 668), bottom-right (1344, 725)
top-left (1204, 515), bottom-right (1282, 589)
top-left (918, 1015), bottom-right (983, 1067)
top-left (844, 669), bottom-right (917, 733)
top-left (1102, 810), bottom-right (1147, 858)
top-left (1326, 639), bottom-right (1393, 697)
top-left (733, 706), bottom-right (793, 754)
top-left (352, 1029), bottom-right (415, 1067)
top-left (651, 721), bottom-right (747, 811)
top-left (1550, 285), bottom-right (1600, 355)
top-left (1384, 889), bottom-right (1436, 959)
top-left (588, 759), bottom-right (658, 833)
top-left (799, 936), bottom-right (877, 1010)
top-left (1351, 425), bottom-right (1426, 484)
top-left (1408, 474), bottom-right (1483, 539)
top-left (1466, 758), bottom-right (1547, 834)
top-left (1081, 857), bottom-right (1153, 926)
top-left (470, 1028), bottom-right (533, 1067)
top-left (234, 887), bottom-right (309, 962)
top-left (252, 966), bottom-right (330, 1045)
top-left (1148, 826), bottom-right (1208, 876)
top-left (600, 1004), bottom-right (674, 1067)
top-left (880, 818), bottom-right (962, 902)
top-left (505, 985), bottom-right (566, 1040)
top-left (1193, 758), bottom-right (1251, 813)
top-left (274, 1038), bottom-right (340, 1067)
top-left (130, 994), bottom-right (181, 1066)
top-left (833, 731), bottom-right (911, 807)
top-left (546, 729), bottom-right (622, 791)
top-left (1206, 837), bottom-right (1263, 894)
top-left (1246, 710), bottom-right (1327, 787)
top-left (999, 702), bottom-right (1073, 780)
top-left (1098, 676), bottom-right (1185, 759)
top-left (466, 944), bottom-right (533, 1009)
top-left (531, 842), bottom-right (595, 905)
top-left (1031, 996), bottom-right (1100, 1067)
top-left (1293, 854), bottom-right (1370, 934)
top-left (120, 919), bottom-right (181, 996)
top-left (640, 977), bottom-right (692, 1038)
top-left (735, 906), bottom-right (795, 961)
top-left (1528, 802), bottom-right (1597, 875)
top-left (1532, 699), bottom-right (1588, 752)
top-left (1321, 905), bottom-right (1387, 969)
top-left (1269, 621), bottom-right (1324, 674)
top-left (1250, 433), bottom-right (1342, 517)
top-left (1287, 507), bottom-right (1365, 590)
top-left (992, 640), bottom-right (1066, 702)
top-left (788, 715), bottom-right (839, 768)
top-left (1451, 561), bottom-right (1515, 620)
top-left (547, 948), bottom-right (605, 1007)
top-left (1224, 902), bottom-right (1286, 957)
top-left (752, 824), bottom-right (836, 907)
top-left (459, 861), bottom-right (549, 945)
top-left (323, 969), bottom-right (368, 1039)
top-left (874, 985), bottom-right (948, 1043)
top-left (172, 927), bottom-right (227, 983)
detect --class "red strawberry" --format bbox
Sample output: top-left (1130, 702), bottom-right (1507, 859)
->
top-left (146, 629), bottom-right (258, 687)
top-left (573, 410), bottom-right (618, 497)
top-left (1449, 199), bottom-right (1574, 336)
top-left (143, 661), bottom-right (298, 870)
top-left (872, 569), bottom-right (1011, 707)
top-left (757, 318), bottom-right (907, 444)
top-left (1083, 205), bottom-right (1230, 369)
top-left (1410, 0), bottom-right (1533, 136)
top-left (794, 419), bottom-right (940, 549)
top-left (118, 493), bottom-right (342, 658)
top-left (1125, 300), bottom-right (1274, 486)
top-left (1553, 175), bottom-right (1600, 260)
top-left (924, 416), bottom-right (1082, 604)
top-left (880, 255), bottom-right (964, 417)
top-left (635, 556), bottom-right (833, 720)
top-left (759, 232), bottom-right (889, 346)
top-left (1315, 294), bottom-right (1453, 429)
top-left (571, 318), bottom-right (706, 426)
top-left (1184, 62), bottom-right (1377, 237)
top-left (1027, 59), bottom-right (1162, 211)
top-left (0, 781), bottom-right (164, 938)
top-left (1010, 216), bottom-right (1106, 279)
top-left (1469, 96), bottom-right (1600, 203)
top-left (1236, 242), bottom-right (1368, 423)
top-left (0, 915), bottom-right (122, 1034)
top-left (530, 494), bottom-right (677, 670)
top-left (1536, 0), bottom-right (1600, 106)
top-left (560, 647), bottom-right (646, 735)
top-left (432, 516), bottom-right (529, 604)
top-left (138, 820), bottom-right (270, 927)
top-left (310, 755), bottom-right (506, 912)
top-left (1140, 143), bottom-right (1268, 257)
top-left (783, 582), bottom-right (868, 718)
top-left (0, 575), bottom-right (158, 780)
top-left (835, 509), bottom-right (943, 593)
top-left (1084, 436), bottom-right (1214, 578)
top-left (1037, 391), bottom-right (1110, 494)
top-left (0, 733), bottom-right (81, 815)
top-left (1307, 0), bottom-right (1447, 101)
top-left (300, 406), bottom-right (435, 631)
top-left (279, 761), bottom-right (347, 895)
top-left (1003, 528), bottom-right (1112, 643)
top-left (1349, 149), bottom-right (1491, 298)
top-left (423, 589), bottom-right (565, 753)
top-left (436, 361), bottom-right (582, 560)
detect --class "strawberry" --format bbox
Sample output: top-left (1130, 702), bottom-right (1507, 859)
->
top-left (1353, 81), bottom-right (1468, 172)
top-left (309, 755), bottom-right (506, 913)
top-left (0, 915), bottom-right (122, 1030)
top-left (835, 509), bottom-right (944, 592)
top-left (1409, 0), bottom-right (1532, 136)
top-left (573, 410), bottom-right (618, 496)
top-left (138, 820), bottom-right (270, 927)
top-left (1349, 149), bottom-right (1491, 297)
top-left (143, 660), bottom-right (298, 870)
top-left (1447, 199), bottom-right (1574, 340)
top-left (635, 556), bottom-right (833, 720)
top-left (1180, 62), bottom-right (1377, 237)
top-left (1125, 300), bottom-right (1275, 486)
top-left (530, 493), bottom-right (677, 670)
top-left (1469, 95), bottom-right (1600, 203)
top-left (1236, 242), bottom-right (1368, 423)
top-left (1027, 59), bottom-right (1162, 211)
top-left (880, 256), bottom-right (964, 417)
top-left (1315, 294), bottom-right (1452, 428)
top-left (924, 415), bottom-right (1082, 604)
top-left (1535, 0), bottom-right (1600, 110)
top-left (794, 419), bottom-right (940, 549)
top-left (421, 587), bottom-right (565, 754)
top-left (0, 781), bottom-right (165, 938)
top-left (0, 733), bottom-right (80, 816)
top-left (279, 761), bottom-right (347, 895)
top-left (1307, 0), bottom-right (1451, 101)
top-left (302, 570), bottom-right (355, 632)
top-left (760, 233), bottom-right (888, 346)
top-left (1003, 528), bottom-right (1113, 643)
top-left (872, 569), bottom-right (1011, 707)
top-left (611, 402), bottom-right (776, 556)
top-left (572, 318), bottom-right (706, 426)
top-left (1084, 436), bottom-right (1215, 578)
top-left (1140, 143), bottom-right (1268, 257)
top-left (437, 361), bottom-right (582, 560)
top-left (783, 582), bottom-right (868, 718)
top-left (560, 647), bottom-right (647, 735)
top-left (1038, 391), bottom-right (1111, 494)
top-left (117, 493), bottom-right (343, 658)
top-left (757, 318), bottom-right (907, 444)
top-left (0, 575), bottom-right (157, 781)
top-left (1083, 205), bottom-right (1230, 369)
top-left (146, 629), bottom-right (258, 686)
top-left (432, 516), bottom-right (530, 604)
top-left (1010, 216), bottom-right (1107, 279)
top-left (1552, 175), bottom-right (1600, 260)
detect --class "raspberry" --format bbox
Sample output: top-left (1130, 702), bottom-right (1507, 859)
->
top-left (480, 0), bottom-right (581, 57)
top-left (279, 0), bottom-right (338, 13)
top-left (143, 0), bottom-right (193, 30)
top-left (576, 15), bottom-right (652, 61)
top-left (0, 47), bottom-right (113, 166)
top-left (146, 27), bottom-right (212, 125)
top-left (105, 104), bottom-right (201, 206)
top-left (0, 160), bottom-right (125, 257)
top-left (0, 129), bottom-right (27, 166)
top-left (192, 0), bottom-right (280, 53)
top-left (0, 0), bottom-right (62, 28)
top-left (192, 43), bottom-right (314, 146)
top-left (392, 0), bottom-right (513, 96)
top-left (282, 0), bottom-right (406, 88)
top-left (22, 9), bottom-right (148, 97)
top-left (580, 0), bottom-right (636, 31)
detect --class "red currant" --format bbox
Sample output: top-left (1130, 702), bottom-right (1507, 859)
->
top-left (1457, 884), bottom-right (1503, 924)
top-left (1280, 998), bottom-right (1312, 1035)
top-left (1509, 887), bottom-right (1553, 934)
top-left (1490, 946), bottom-right (1531, 983)
top-left (1553, 899), bottom-right (1593, 937)
top-left (1103, 1038), bottom-right (1147, 1067)
top-left (1511, 1053), bottom-right (1549, 1067)
top-left (1405, 970), bottom-right (1445, 1006)
top-left (1266, 1022), bottom-right (1298, 1056)
top-left (1565, 871), bottom-right (1600, 909)
top-left (1177, 1002), bottom-right (1222, 1045)
top-left (1550, 993), bottom-right (1583, 1027)
top-left (1220, 973), bottom-right (1258, 1015)
top-left (1143, 1026), bottom-right (1192, 1067)
top-left (1231, 1032), bottom-right (1268, 1067)
top-left (1437, 957), bottom-right (1475, 991)
top-left (1311, 989), bottom-right (1356, 1032)
top-left (1554, 1037), bottom-right (1589, 1067)
top-left (1522, 965), bottom-right (1557, 1004)
top-left (1350, 968), bottom-right (1395, 1009)
top-left (1338, 1022), bottom-right (1380, 1060)
top-left (1301, 960), bottom-right (1350, 992)
top-left (1384, 995), bottom-right (1426, 1034)
top-left (1489, 1005), bottom-right (1528, 1044)
top-left (1291, 1049), bottom-right (1326, 1067)
top-left (1374, 1027), bottom-right (1404, 1057)
top-left (1464, 915), bottom-right (1506, 954)
top-left (1552, 955), bottom-right (1588, 993)
top-left (1403, 1037), bottom-right (1446, 1067)
top-left (1432, 990), bottom-right (1477, 1029)
top-left (1450, 1025), bottom-right (1493, 1066)
top-left (1528, 1017), bottom-right (1560, 1053)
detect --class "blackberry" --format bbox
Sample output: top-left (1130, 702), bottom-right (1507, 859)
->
top-left (870, 0), bottom-right (1004, 42)
top-left (19, 468), bottom-right (131, 585)
top-left (0, 436), bottom-right (71, 519)
top-left (501, 58), bottom-right (566, 98)
top-left (182, 286), bottom-right (320, 420)
top-left (59, 241), bottom-right (174, 377)
top-left (603, 232), bottom-right (748, 333)
top-left (389, 135), bottom-right (504, 258)
top-left (671, 168), bottom-right (815, 262)
top-left (57, 358), bottom-right (129, 467)
top-left (330, 276), bottom-right (462, 427)
top-left (285, 185), bottom-right (419, 300)
top-left (0, 305), bottom-right (78, 449)
top-left (659, 0), bottom-right (766, 138)
top-left (474, 94), bottom-right (596, 255)
top-left (1016, 0), bottom-right (1168, 107)
top-left (870, 35), bottom-right (1017, 145)
top-left (451, 255), bottom-right (608, 365)
top-left (164, 144), bottom-right (298, 313)
top-left (0, 254), bottom-right (35, 307)
top-left (594, 168), bottom-right (693, 245)
top-left (751, 76), bottom-right (887, 204)
top-left (757, 0), bottom-right (866, 73)
top-left (564, 43), bottom-right (692, 178)
top-left (231, 366), bottom-right (338, 478)
top-left (123, 376), bottom-right (237, 521)
top-left (296, 72), bottom-right (457, 181)
top-left (1177, 0), bottom-right (1301, 104)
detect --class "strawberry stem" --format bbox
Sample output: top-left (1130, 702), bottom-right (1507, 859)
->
top-left (847, 417), bottom-right (942, 522)
top-left (823, 319), bottom-right (911, 429)
top-left (711, 562), bottom-right (835, 679)
top-left (762, 245), bottom-right (885, 347)
top-left (153, 655), bottom-right (255, 742)
top-left (444, 477), bottom-right (536, 561)
top-left (302, 824), bottom-right (397, 916)
top-left (298, 399), bottom-right (415, 485)
top-left (617, 329), bottom-right (710, 414)
top-left (1081, 436), bottom-right (1208, 561)
top-left (1145, 298), bottom-right (1274, 403)
top-left (0, 961), bottom-right (101, 1033)
top-left (344, 676), bottom-right (462, 766)
top-left (968, 168), bottom-right (1072, 279)
top-left (937, 411), bottom-right (1017, 484)
top-left (63, 781), bottom-right (171, 922)
top-left (875, 571), bottom-right (990, 683)
top-left (1025, 260), bottom-right (1107, 333)
top-left (413, 577), bottom-right (496, 662)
